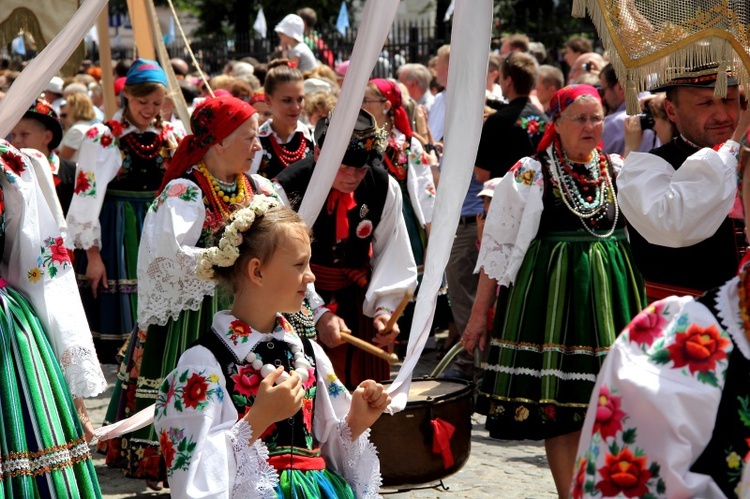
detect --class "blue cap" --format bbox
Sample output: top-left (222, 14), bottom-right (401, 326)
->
top-left (125, 58), bottom-right (168, 87)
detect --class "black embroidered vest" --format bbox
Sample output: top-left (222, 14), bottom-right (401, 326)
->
top-left (275, 156), bottom-right (389, 268)
top-left (690, 288), bottom-right (750, 496)
top-left (192, 330), bottom-right (321, 458)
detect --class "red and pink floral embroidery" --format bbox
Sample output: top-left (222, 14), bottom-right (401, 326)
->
top-left (226, 319), bottom-right (252, 346)
top-left (596, 447), bottom-right (652, 498)
top-left (627, 303), bottom-right (668, 347)
top-left (593, 386), bottom-right (625, 439)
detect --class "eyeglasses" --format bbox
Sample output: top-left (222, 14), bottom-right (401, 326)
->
top-left (560, 114), bottom-right (604, 126)
top-left (362, 98), bottom-right (386, 105)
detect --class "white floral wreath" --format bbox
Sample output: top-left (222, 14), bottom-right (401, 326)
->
top-left (195, 194), bottom-right (280, 281)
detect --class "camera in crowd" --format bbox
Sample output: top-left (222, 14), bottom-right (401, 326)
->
top-left (638, 108), bottom-right (655, 130)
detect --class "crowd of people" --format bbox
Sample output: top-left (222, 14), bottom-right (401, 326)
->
top-left (2, 5), bottom-right (750, 498)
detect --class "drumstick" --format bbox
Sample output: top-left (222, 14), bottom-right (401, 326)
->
top-left (340, 331), bottom-right (399, 365)
top-left (380, 290), bottom-right (414, 336)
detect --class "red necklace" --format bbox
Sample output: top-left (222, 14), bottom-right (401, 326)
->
top-left (553, 136), bottom-right (607, 198)
top-left (269, 133), bottom-right (308, 168)
top-left (121, 130), bottom-right (165, 160)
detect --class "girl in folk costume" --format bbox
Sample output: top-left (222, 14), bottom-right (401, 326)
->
top-left (361, 78), bottom-right (436, 273)
top-left (65, 59), bottom-right (184, 362)
top-left (250, 60), bottom-right (314, 179)
top-left (462, 85), bottom-right (646, 496)
top-left (98, 96), bottom-right (279, 487)
top-left (0, 141), bottom-right (107, 497)
top-left (155, 199), bottom-right (389, 498)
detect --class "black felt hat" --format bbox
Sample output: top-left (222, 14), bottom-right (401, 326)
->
top-left (22, 98), bottom-right (64, 150)
top-left (314, 109), bottom-right (387, 168)
top-left (650, 63), bottom-right (738, 92)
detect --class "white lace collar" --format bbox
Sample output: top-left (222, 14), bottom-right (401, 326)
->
top-left (257, 119), bottom-right (312, 144)
top-left (210, 310), bottom-right (303, 362)
top-left (713, 277), bottom-right (750, 360)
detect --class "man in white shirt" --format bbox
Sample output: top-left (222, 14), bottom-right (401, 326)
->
top-left (617, 64), bottom-right (750, 300)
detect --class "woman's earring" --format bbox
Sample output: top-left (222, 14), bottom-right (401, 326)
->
top-left (382, 109), bottom-right (388, 114)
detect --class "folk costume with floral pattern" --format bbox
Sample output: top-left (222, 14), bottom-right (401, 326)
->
top-left (474, 85), bottom-right (645, 441)
top-left (155, 312), bottom-right (382, 498)
top-left (98, 96), bottom-right (280, 482)
top-left (0, 140), bottom-right (106, 497)
top-left (371, 78), bottom-right (436, 271)
top-left (66, 59), bottom-right (184, 362)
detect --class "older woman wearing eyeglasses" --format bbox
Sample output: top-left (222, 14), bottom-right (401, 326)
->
top-left (462, 84), bottom-right (645, 497)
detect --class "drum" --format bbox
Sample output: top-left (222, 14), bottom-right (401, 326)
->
top-left (369, 377), bottom-right (473, 487)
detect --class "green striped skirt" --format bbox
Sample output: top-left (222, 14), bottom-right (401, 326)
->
top-left (0, 285), bottom-right (101, 498)
top-left (275, 468), bottom-right (355, 498)
top-left (476, 229), bottom-right (645, 440)
top-left (98, 291), bottom-right (227, 481)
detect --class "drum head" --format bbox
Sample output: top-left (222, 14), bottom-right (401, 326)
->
top-left (407, 378), bottom-right (468, 402)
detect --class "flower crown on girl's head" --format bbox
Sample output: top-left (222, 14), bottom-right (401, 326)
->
top-left (195, 194), bottom-right (280, 281)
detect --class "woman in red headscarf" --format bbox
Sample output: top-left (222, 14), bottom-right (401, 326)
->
top-left (362, 78), bottom-right (436, 272)
top-left (462, 84), bottom-right (646, 496)
top-left (98, 95), bottom-right (280, 488)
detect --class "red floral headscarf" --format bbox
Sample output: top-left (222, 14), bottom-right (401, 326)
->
top-left (370, 78), bottom-right (413, 138)
top-left (158, 96), bottom-right (256, 194)
top-left (537, 84), bottom-right (603, 153)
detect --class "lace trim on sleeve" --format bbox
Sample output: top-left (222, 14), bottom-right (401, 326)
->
top-left (338, 419), bottom-right (382, 499)
top-left (476, 200), bottom-right (528, 286)
top-left (138, 252), bottom-right (216, 328)
top-left (229, 420), bottom-right (278, 499)
top-left (59, 346), bottom-right (108, 398)
top-left (66, 216), bottom-right (100, 250)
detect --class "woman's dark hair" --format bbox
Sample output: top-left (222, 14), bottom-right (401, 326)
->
top-left (212, 205), bottom-right (309, 293)
top-left (264, 59), bottom-right (304, 96)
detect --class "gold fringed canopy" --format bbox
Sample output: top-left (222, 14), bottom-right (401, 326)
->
top-left (573, 0), bottom-right (750, 114)
top-left (1, 3), bottom-right (84, 76)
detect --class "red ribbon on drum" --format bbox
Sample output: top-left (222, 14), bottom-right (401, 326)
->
top-left (430, 418), bottom-right (456, 469)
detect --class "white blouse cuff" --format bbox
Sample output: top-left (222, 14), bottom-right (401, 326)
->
top-left (229, 420), bottom-right (279, 498)
top-left (67, 216), bottom-right (101, 250)
top-left (338, 419), bottom-right (382, 499)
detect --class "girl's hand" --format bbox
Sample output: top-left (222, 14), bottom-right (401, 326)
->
top-left (346, 380), bottom-right (391, 440)
top-left (244, 368), bottom-right (303, 441)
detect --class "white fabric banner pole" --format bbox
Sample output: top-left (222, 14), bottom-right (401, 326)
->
top-left (297, 0), bottom-right (399, 225)
top-left (0, 0), bottom-right (109, 139)
top-left (386, 0), bottom-right (492, 412)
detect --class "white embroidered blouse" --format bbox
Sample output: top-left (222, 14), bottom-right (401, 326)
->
top-left (154, 311), bottom-right (382, 498)
top-left (573, 277), bottom-right (750, 498)
top-left (65, 109), bottom-right (184, 250)
top-left (0, 141), bottom-right (106, 398)
top-left (137, 171), bottom-right (278, 329)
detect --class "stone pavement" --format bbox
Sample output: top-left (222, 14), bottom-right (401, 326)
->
top-left (87, 337), bottom-right (557, 498)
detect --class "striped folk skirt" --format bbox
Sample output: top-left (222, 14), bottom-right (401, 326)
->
top-left (0, 285), bottom-right (100, 498)
top-left (476, 229), bottom-right (645, 440)
top-left (75, 189), bottom-right (154, 364)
